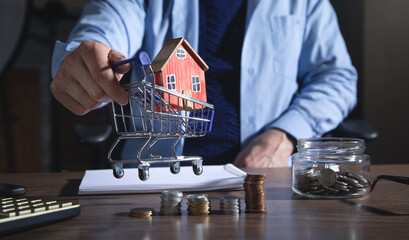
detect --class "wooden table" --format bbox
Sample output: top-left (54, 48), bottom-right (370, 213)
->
top-left (1, 164), bottom-right (409, 239)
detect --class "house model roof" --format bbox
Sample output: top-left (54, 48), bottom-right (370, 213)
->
top-left (149, 37), bottom-right (209, 73)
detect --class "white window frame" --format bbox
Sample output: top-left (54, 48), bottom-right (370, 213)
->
top-left (166, 74), bottom-right (176, 90)
top-left (176, 48), bottom-right (186, 59)
top-left (191, 75), bottom-right (201, 92)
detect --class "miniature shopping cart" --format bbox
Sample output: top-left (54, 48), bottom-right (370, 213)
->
top-left (108, 51), bottom-right (214, 180)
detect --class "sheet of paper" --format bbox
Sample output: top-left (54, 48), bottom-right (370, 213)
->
top-left (78, 164), bottom-right (247, 195)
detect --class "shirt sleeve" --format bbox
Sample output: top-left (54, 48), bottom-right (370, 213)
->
top-left (51, 0), bottom-right (146, 78)
top-left (271, 0), bottom-right (358, 139)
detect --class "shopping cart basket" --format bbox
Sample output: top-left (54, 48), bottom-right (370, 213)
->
top-left (108, 52), bottom-right (214, 180)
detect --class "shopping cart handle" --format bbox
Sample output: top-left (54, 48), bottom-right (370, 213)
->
top-left (110, 57), bottom-right (138, 68)
top-left (110, 51), bottom-right (151, 68)
top-left (138, 51), bottom-right (151, 66)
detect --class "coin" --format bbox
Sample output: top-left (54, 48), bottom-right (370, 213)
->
top-left (322, 185), bottom-right (339, 194)
top-left (294, 166), bottom-right (371, 197)
top-left (220, 197), bottom-right (241, 215)
top-left (346, 172), bottom-right (370, 187)
top-left (186, 194), bottom-right (211, 215)
top-left (295, 174), bottom-right (310, 192)
top-left (246, 173), bottom-right (267, 177)
top-left (129, 207), bottom-right (154, 218)
top-left (318, 169), bottom-right (337, 187)
top-left (245, 173), bottom-right (267, 182)
top-left (244, 174), bottom-right (267, 213)
top-left (309, 188), bottom-right (325, 194)
top-left (161, 190), bottom-right (183, 197)
top-left (338, 174), bottom-right (359, 185)
top-left (160, 191), bottom-right (183, 216)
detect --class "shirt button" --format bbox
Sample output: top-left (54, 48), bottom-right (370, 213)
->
top-left (248, 68), bottom-right (254, 76)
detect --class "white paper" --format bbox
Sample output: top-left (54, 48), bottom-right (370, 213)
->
top-left (78, 164), bottom-right (246, 195)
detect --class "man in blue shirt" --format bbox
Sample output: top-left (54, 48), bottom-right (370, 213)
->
top-left (50, 0), bottom-right (357, 168)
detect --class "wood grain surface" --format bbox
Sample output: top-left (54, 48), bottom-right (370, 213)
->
top-left (1, 164), bottom-right (409, 240)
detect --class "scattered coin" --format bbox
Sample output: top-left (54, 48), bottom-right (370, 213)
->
top-left (129, 207), bottom-right (155, 218)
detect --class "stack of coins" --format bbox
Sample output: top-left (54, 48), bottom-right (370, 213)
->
top-left (160, 191), bottom-right (183, 216)
top-left (244, 173), bottom-right (267, 213)
top-left (219, 196), bottom-right (241, 215)
top-left (293, 167), bottom-right (370, 197)
top-left (129, 207), bottom-right (155, 218)
top-left (186, 194), bottom-right (211, 215)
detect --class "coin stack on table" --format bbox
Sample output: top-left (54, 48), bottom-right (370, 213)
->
top-left (186, 194), bottom-right (211, 215)
top-left (129, 207), bottom-right (155, 218)
top-left (219, 196), bottom-right (241, 215)
top-left (293, 167), bottom-right (370, 198)
top-left (160, 191), bottom-right (183, 216)
top-left (243, 173), bottom-right (267, 213)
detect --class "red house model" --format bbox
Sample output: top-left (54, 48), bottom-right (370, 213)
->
top-left (149, 37), bottom-right (209, 111)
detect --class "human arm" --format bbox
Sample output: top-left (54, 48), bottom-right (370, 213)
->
top-left (234, 0), bottom-right (357, 168)
top-left (50, 0), bottom-right (146, 115)
top-left (271, 0), bottom-right (357, 140)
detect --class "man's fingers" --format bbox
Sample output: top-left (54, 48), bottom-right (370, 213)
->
top-left (254, 155), bottom-right (269, 168)
top-left (67, 77), bottom-right (102, 110)
top-left (79, 42), bottom-right (128, 105)
top-left (51, 41), bottom-right (130, 116)
top-left (51, 83), bottom-right (90, 116)
top-left (109, 49), bottom-right (131, 75)
top-left (233, 152), bottom-right (245, 167)
top-left (51, 72), bottom-right (102, 114)
top-left (65, 52), bottom-right (109, 103)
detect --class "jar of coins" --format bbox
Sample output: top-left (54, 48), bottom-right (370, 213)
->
top-left (291, 138), bottom-right (370, 199)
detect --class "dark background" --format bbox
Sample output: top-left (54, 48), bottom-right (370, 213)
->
top-left (0, 0), bottom-right (408, 173)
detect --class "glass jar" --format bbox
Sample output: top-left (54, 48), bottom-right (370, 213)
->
top-left (291, 138), bottom-right (371, 199)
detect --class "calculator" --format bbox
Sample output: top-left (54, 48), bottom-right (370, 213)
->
top-left (0, 196), bottom-right (80, 235)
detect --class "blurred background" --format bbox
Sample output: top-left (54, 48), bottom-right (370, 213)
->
top-left (0, 0), bottom-right (408, 173)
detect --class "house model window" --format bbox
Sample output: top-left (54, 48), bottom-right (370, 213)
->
top-left (191, 75), bottom-right (201, 92)
top-left (166, 74), bottom-right (176, 90)
top-left (176, 48), bottom-right (186, 59)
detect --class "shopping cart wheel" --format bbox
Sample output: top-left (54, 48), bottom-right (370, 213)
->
top-left (170, 162), bottom-right (181, 174)
top-left (138, 165), bottom-right (150, 181)
top-left (112, 164), bottom-right (124, 179)
top-left (192, 160), bottom-right (203, 175)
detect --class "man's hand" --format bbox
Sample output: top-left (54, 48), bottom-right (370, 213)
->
top-left (50, 41), bottom-right (130, 115)
top-left (233, 128), bottom-right (295, 168)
